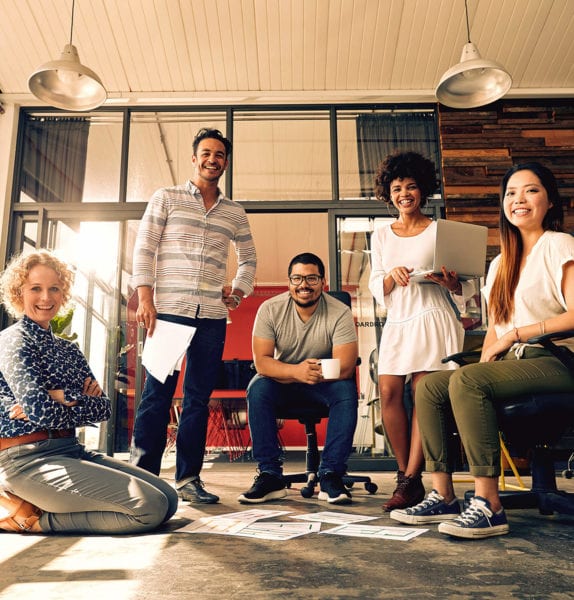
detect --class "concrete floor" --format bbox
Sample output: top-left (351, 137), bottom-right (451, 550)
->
top-left (1, 452), bottom-right (573, 600)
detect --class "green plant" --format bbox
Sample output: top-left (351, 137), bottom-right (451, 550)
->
top-left (50, 307), bottom-right (78, 342)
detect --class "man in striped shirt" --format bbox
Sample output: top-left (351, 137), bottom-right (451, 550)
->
top-left (130, 128), bottom-right (256, 504)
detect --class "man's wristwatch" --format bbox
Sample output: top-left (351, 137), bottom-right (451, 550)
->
top-left (230, 294), bottom-right (242, 307)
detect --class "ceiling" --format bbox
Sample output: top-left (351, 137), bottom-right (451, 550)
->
top-left (0, 0), bottom-right (573, 109)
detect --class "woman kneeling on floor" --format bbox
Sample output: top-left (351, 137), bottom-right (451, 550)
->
top-left (0, 250), bottom-right (178, 534)
top-left (391, 162), bottom-right (574, 539)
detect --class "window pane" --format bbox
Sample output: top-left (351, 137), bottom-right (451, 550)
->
top-left (127, 112), bottom-right (227, 203)
top-left (233, 110), bottom-right (332, 201)
top-left (19, 113), bottom-right (122, 203)
top-left (51, 219), bottom-right (124, 451)
top-left (234, 213), bottom-right (329, 285)
top-left (337, 109), bottom-right (438, 200)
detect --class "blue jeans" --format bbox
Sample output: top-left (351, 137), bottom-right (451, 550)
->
top-left (131, 314), bottom-right (226, 482)
top-left (247, 375), bottom-right (358, 477)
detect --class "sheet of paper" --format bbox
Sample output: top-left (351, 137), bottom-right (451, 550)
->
top-left (211, 509), bottom-right (291, 521)
top-left (141, 319), bottom-right (196, 383)
top-left (174, 508), bottom-right (291, 535)
top-left (234, 521), bottom-right (321, 540)
top-left (321, 524), bottom-right (428, 541)
top-left (290, 511), bottom-right (378, 525)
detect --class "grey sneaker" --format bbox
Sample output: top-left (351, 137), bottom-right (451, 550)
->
top-left (318, 472), bottom-right (352, 505)
top-left (390, 489), bottom-right (461, 524)
top-left (238, 472), bottom-right (287, 504)
top-left (178, 478), bottom-right (219, 504)
top-left (438, 496), bottom-right (509, 539)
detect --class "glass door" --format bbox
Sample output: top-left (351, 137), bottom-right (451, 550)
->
top-left (336, 216), bottom-right (395, 455)
top-left (7, 212), bottom-right (142, 455)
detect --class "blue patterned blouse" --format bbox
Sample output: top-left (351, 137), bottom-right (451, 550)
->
top-left (0, 316), bottom-right (111, 438)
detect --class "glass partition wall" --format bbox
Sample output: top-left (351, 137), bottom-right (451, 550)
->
top-left (5, 105), bottom-right (442, 455)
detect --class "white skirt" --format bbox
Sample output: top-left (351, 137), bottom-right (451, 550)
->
top-left (378, 307), bottom-right (464, 375)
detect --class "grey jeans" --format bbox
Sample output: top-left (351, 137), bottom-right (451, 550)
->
top-left (416, 348), bottom-right (574, 477)
top-left (0, 436), bottom-right (179, 534)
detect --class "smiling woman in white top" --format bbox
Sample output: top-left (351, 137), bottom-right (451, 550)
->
top-left (369, 151), bottom-right (474, 512)
top-left (390, 162), bottom-right (574, 539)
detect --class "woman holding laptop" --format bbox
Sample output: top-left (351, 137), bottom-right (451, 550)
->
top-left (369, 151), bottom-right (475, 512)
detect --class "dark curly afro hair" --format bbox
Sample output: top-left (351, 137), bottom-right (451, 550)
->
top-left (374, 151), bottom-right (438, 206)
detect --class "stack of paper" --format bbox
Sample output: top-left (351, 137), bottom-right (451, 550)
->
top-left (141, 320), bottom-right (196, 383)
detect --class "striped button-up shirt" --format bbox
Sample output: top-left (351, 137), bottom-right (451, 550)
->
top-left (131, 180), bottom-right (256, 319)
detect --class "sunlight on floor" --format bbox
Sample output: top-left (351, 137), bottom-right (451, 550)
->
top-left (0, 534), bottom-right (169, 600)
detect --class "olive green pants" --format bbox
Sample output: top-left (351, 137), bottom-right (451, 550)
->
top-left (416, 348), bottom-right (574, 477)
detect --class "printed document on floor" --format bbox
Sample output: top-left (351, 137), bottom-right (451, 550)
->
top-left (141, 319), bottom-right (196, 383)
top-left (290, 511), bottom-right (378, 525)
top-left (175, 509), bottom-right (320, 540)
top-left (321, 524), bottom-right (428, 540)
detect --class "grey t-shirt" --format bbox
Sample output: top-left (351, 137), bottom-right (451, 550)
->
top-left (253, 291), bottom-right (357, 364)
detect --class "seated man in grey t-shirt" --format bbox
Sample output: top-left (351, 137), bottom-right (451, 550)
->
top-left (238, 252), bottom-right (359, 505)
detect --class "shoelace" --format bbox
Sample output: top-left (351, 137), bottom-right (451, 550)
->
top-left (456, 499), bottom-right (492, 525)
top-left (408, 490), bottom-right (443, 512)
top-left (394, 475), bottom-right (417, 493)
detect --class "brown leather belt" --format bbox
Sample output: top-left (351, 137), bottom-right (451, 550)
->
top-left (0, 429), bottom-right (75, 450)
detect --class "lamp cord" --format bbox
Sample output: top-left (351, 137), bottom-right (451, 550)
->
top-left (464, 0), bottom-right (471, 43)
top-left (69, 0), bottom-right (75, 46)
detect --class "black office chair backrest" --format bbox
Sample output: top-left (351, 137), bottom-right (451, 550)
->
top-left (326, 290), bottom-right (352, 309)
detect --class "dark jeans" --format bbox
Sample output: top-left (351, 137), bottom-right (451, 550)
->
top-left (247, 374), bottom-right (358, 477)
top-left (131, 314), bottom-right (226, 482)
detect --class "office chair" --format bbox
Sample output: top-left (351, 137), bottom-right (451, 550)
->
top-left (278, 290), bottom-right (378, 498)
top-left (443, 329), bottom-right (574, 515)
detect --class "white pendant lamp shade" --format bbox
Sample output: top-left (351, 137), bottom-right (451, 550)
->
top-left (436, 42), bottom-right (512, 109)
top-left (28, 43), bottom-right (107, 111)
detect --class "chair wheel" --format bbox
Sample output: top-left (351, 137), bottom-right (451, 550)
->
top-left (345, 482), bottom-right (355, 489)
top-left (300, 486), bottom-right (314, 498)
top-left (365, 482), bottom-right (378, 494)
top-left (285, 482), bottom-right (292, 489)
top-left (562, 469), bottom-right (573, 479)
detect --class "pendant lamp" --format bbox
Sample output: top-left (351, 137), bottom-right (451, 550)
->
top-left (28, 0), bottom-right (106, 111)
top-left (435, 0), bottom-right (512, 109)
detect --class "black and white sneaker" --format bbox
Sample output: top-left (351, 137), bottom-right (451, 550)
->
top-left (318, 472), bottom-right (352, 505)
top-left (438, 496), bottom-right (509, 539)
top-left (178, 478), bottom-right (219, 504)
top-left (390, 489), bottom-right (461, 524)
top-left (238, 472), bottom-right (287, 504)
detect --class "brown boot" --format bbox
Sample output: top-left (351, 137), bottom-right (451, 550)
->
top-left (383, 473), bottom-right (425, 512)
top-left (0, 491), bottom-right (43, 532)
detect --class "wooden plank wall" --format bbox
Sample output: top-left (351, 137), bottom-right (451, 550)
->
top-left (438, 100), bottom-right (574, 263)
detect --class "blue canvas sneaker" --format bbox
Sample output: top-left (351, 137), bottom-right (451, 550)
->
top-left (438, 496), bottom-right (509, 539)
top-left (390, 489), bottom-right (461, 524)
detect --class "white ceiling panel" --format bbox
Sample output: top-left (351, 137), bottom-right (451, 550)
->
top-left (0, 0), bottom-right (572, 107)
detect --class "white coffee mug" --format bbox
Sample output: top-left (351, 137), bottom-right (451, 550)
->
top-left (320, 358), bottom-right (340, 380)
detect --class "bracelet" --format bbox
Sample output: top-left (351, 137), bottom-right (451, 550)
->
top-left (230, 294), bottom-right (242, 307)
top-left (539, 320), bottom-right (546, 335)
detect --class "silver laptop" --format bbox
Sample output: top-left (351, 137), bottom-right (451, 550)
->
top-left (410, 219), bottom-right (488, 283)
